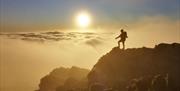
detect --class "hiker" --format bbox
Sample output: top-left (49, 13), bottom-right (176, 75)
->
top-left (115, 29), bottom-right (128, 49)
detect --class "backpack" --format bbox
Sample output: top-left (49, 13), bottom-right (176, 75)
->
top-left (124, 32), bottom-right (128, 38)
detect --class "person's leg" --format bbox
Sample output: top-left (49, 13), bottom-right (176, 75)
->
top-left (118, 40), bottom-right (121, 48)
top-left (122, 41), bottom-right (125, 50)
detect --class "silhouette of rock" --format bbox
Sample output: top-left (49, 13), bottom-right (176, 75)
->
top-left (88, 43), bottom-right (180, 91)
top-left (151, 74), bottom-right (168, 91)
top-left (37, 66), bottom-right (89, 91)
top-left (90, 83), bottom-right (104, 91)
top-left (36, 43), bottom-right (180, 91)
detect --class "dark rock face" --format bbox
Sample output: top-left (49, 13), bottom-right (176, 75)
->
top-left (36, 43), bottom-right (180, 91)
top-left (88, 43), bottom-right (180, 90)
top-left (37, 66), bottom-right (90, 91)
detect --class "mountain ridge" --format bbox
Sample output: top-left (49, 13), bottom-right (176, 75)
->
top-left (88, 43), bottom-right (180, 90)
top-left (37, 43), bottom-right (180, 91)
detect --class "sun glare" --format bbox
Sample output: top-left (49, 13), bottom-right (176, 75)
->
top-left (76, 11), bottom-right (91, 28)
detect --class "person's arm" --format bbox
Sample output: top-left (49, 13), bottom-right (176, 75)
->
top-left (115, 35), bottom-right (120, 39)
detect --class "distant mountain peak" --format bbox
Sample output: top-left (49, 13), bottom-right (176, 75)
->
top-left (37, 66), bottom-right (90, 91)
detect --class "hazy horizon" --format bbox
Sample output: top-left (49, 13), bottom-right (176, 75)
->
top-left (1, 29), bottom-right (179, 91)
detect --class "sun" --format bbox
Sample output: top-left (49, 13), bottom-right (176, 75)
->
top-left (76, 11), bottom-right (91, 28)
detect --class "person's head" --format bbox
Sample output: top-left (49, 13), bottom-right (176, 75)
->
top-left (120, 29), bottom-right (124, 33)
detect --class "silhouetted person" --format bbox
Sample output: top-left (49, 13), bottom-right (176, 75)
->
top-left (115, 29), bottom-right (128, 49)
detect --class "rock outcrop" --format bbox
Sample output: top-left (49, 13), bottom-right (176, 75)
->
top-left (88, 43), bottom-right (180, 90)
top-left (37, 43), bottom-right (180, 91)
top-left (37, 66), bottom-right (90, 91)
